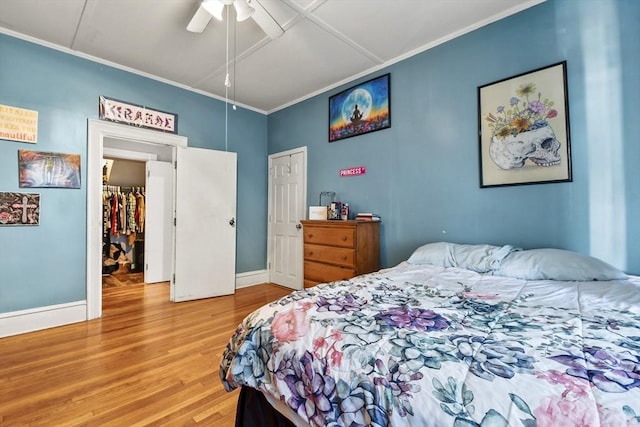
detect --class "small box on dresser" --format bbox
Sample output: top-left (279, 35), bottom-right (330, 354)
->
top-left (301, 220), bottom-right (380, 288)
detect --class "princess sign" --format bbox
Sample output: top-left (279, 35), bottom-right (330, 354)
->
top-left (339, 166), bottom-right (366, 177)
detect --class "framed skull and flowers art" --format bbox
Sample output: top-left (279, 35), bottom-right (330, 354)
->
top-left (478, 61), bottom-right (572, 187)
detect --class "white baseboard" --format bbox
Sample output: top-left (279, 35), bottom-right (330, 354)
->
top-left (0, 301), bottom-right (87, 338)
top-left (0, 270), bottom-right (270, 338)
top-left (235, 269), bottom-right (269, 288)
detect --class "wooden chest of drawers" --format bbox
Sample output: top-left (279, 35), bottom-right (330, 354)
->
top-left (301, 220), bottom-right (380, 288)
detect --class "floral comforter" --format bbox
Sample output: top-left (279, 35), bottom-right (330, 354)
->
top-left (220, 263), bottom-right (640, 426)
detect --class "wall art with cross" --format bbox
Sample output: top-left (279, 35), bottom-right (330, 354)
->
top-left (0, 192), bottom-right (40, 225)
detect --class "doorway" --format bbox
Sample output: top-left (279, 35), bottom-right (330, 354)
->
top-left (88, 121), bottom-right (185, 319)
top-left (101, 157), bottom-right (147, 287)
top-left (87, 120), bottom-right (238, 320)
top-left (101, 154), bottom-right (174, 290)
top-left (267, 147), bottom-right (307, 290)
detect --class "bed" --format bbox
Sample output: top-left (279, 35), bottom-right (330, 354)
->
top-left (220, 242), bottom-right (640, 426)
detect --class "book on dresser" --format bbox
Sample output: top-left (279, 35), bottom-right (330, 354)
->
top-left (300, 220), bottom-right (380, 288)
top-left (355, 212), bottom-right (381, 221)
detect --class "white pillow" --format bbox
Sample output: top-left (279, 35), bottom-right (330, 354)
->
top-left (407, 242), bottom-right (517, 273)
top-left (494, 248), bottom-right (627, 281)
top-left (407, 242), bottom-right (451, 266)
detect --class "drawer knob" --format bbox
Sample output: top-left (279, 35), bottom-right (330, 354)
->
top-left (341, 256), bottom-right (347, 261)
top-left (309, 251), bottom-right (314, 256)
top-left (341, 236), bottom-right (347, 241)
top-left (308, 234), bottom-right (313, 238)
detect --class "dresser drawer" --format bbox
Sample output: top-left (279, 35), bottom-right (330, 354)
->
top-left (304, 243), bottom-right (355, 268)
top-left (303, 226), bottom-right (355, 248)
top-left (304, 260), bottom-right (356, 283)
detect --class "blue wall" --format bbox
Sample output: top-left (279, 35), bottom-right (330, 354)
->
top-left (0, 35), bottom-right (268, 313)
top-left (268, 0), bottom-right (640, 274)
top-left (1, 0), bottom-right (638, 316)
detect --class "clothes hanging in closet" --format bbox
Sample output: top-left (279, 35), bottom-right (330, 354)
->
top-left (102, 186), bottom-right (145, 237)
top-left (102, 186), bottom-right (145, 275)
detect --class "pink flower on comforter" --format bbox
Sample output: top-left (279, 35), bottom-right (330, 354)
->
top-left (461, 291), bottom-right (499, 300)
top-left (536, 396), bottom-right (640, 427)
top-left (536, 369), bottom-right (590, 397)
top-left (271, 303), bottom-right (312, 343)
top-left (313, 331), bottom-right (344, 368)
top-left (534, 395), bottom-right (596, 426)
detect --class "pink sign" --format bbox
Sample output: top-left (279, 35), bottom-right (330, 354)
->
top-left (339, 166), bottom-right (366, 177)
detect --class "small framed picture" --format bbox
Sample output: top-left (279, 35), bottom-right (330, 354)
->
top-left (0, 192), bottom-right (40, 225)
top-left (478, 61), bottom-right (572, 188)
top-left (18, 150), bottom-right (81, 189)
top-left (329, 73), bottom-right (390, 142)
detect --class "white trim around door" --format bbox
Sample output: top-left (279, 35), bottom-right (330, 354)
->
top-left (87, 119), bottom-right (187, 320)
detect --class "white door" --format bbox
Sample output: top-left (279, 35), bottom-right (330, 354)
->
top-left (144, 161), bottom-right (173, 283)
top-left (172, 147), bottom-right (237, 302)
top-left (268, 149), bottom-right (306, 290)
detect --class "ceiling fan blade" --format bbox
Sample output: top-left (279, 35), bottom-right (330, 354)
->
top-left (246, 0), bottom-right (284, 39)
top-left (187, 5), bottom-right (213, 33)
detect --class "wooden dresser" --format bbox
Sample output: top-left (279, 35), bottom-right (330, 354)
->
top-left (301, 220), bottom-right (380, 288)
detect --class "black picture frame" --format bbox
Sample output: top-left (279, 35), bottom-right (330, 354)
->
top-left (478, 61), bottom-right (572, 188)
top-left (329, 73), bottom-right (390, 142)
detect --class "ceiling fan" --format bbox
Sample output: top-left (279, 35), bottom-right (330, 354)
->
top-left (187, 0), bottom-right (284, 39)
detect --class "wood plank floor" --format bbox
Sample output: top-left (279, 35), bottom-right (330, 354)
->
top-left (0, 282), bottom-right (293, 426)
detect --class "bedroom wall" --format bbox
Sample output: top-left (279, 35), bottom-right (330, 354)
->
top-left (268, 0), bottom-right (640, 275)
top-left (0, 34), bottom-right (268, 313)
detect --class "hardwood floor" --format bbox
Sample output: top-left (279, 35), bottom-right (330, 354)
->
top-left (101, 272), bottom-right (146, 288)
top-left (0, 282), bottom-right (293, 426)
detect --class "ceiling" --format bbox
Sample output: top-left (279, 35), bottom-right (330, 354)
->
top-left (0, 0), bottom-right (544, 113)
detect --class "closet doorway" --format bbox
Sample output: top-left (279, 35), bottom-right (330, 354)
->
top-left (102, 153), bottom-right (174, 288)
top-left (87, 119), bottom-right (238, 320)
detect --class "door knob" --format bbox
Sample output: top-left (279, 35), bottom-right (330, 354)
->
top-left (229, 218), bottom-right (235, 227)
top-left (296, 223), bottom-right (302, 229)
